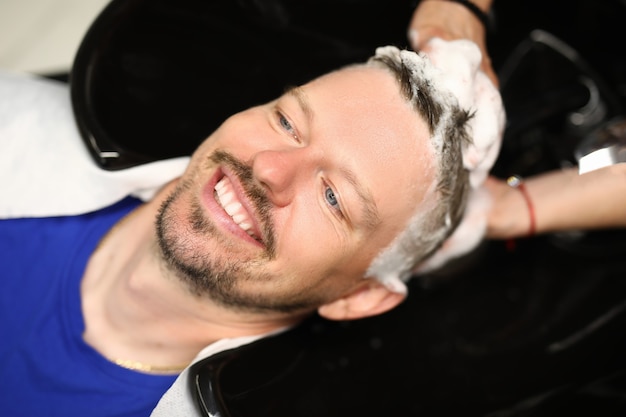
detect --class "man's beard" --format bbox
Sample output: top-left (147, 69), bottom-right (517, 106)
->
top-left (155, 150), bottom-right (320, 314)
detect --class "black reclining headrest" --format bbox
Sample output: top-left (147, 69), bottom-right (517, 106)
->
top-left (70, 0), bottom-right (415, 170)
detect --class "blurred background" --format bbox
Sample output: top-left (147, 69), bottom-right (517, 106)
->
top-left (0, 0), bottom-right (109, 74)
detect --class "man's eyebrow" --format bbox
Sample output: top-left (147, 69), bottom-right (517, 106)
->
top-left (341, 167), bottom-right (382, 232)
top-left (285, 86), bottom-right (314, 122)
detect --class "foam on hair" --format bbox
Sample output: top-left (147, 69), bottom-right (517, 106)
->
top-left (364, 40), bottom-right (505, 294)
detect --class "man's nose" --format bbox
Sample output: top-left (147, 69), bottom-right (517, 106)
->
top-left (251, 148), bottom-right (313, 207)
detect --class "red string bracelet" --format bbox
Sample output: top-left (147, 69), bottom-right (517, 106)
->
top-left (507, 175), bottom-right (536, 236)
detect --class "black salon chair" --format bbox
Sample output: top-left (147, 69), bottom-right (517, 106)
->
top-left (70, 0), bottom-right (626, 415)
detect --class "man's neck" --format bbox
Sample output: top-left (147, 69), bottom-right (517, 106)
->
top-left (80, 182), bottom-right (294, 372)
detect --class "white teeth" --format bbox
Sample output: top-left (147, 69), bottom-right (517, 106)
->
top-left (232, 213), bottom-right (246, 223)
top-left (223, 201), bottom-right (242, 216)
top-left (214, 177), bottom-right (258, 239)
top-left (214, 179), bottom-right (226, 191)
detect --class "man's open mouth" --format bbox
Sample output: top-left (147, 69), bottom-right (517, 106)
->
top-left (214, 175), bottom-right (263, 243)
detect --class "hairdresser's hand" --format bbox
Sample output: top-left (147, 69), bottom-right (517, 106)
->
top-left (409, 0), bottom-right (498, 87)
top-left (485, 165), bottom-right (626, 240)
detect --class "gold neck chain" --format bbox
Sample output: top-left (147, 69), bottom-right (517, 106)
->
top-left (112, 358), bottom-right (189, 374)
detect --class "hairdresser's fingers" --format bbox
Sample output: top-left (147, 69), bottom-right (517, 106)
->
top-left (408, 1), bottom-right (498, 87)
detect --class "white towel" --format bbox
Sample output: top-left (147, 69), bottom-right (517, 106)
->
top-left (0, 70), bottom-right (189, 219)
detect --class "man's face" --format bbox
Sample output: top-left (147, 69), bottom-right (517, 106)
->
top-left (156, 66), bottom-right (435, 313)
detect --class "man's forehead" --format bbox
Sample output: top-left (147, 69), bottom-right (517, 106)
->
top-left (304, 64), bottom-right (386, 88)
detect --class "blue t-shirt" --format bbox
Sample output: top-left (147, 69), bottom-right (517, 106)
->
top-left (0, 198), bottom-right (177, 417)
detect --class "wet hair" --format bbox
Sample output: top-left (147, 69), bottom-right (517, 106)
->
top-left (363, 47), bottom-right (472, 292)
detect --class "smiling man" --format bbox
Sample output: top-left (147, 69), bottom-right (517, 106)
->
top-left (153, 64), bottom-right (439, 315)
top-left (0, 41), bottom-right (503, 416)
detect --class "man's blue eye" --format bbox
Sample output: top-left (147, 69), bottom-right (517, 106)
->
top-left (325, 187), bottom-right (339, 208)
top-left (279, 114), bottom-right (294, 134)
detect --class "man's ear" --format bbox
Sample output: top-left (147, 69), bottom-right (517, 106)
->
top-left (317, 279), bottom-right (406, 321)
